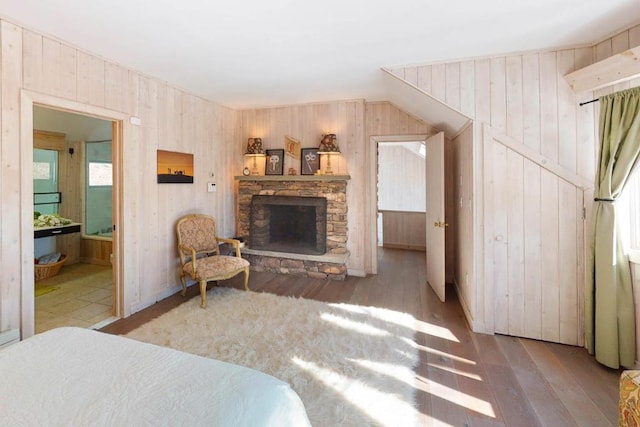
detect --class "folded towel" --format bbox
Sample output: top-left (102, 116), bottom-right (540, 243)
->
top-left (34, 214), bottom-right (73, 228)
top-left (38, 253), bottom-right (62, 265)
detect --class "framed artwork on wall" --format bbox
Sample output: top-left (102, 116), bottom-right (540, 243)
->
top-left (285, 135), bottom-right (301, 159)
top-left (265, 149), bottom-right (284, 175)
top-left (157, 149), bottom-right (194, 183)
top-left (301, 148), bottom-right (319, 175)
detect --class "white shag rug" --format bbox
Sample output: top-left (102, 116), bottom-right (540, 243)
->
top-left (125, 287), bottom-right (420, 426)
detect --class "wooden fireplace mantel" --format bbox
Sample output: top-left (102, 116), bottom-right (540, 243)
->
top-left (234, 175), bottom-right (350, 182)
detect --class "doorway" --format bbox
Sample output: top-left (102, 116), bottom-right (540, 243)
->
top-left (376, 140), bottom-right (427, 249)
top-left (20, 91), bottom-right (126, 339)
top-left (368, 134), bottom-right (428, 275)
top-left (368, 133), bottom-right (447, 301)
top-left (33, 107), bottom-right (115, 333)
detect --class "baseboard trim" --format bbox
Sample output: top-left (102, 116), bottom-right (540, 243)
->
top-left (347, 268), bottom-right (366, 277)
top-left (0, 328), bottom-right (20, 348)
top-left (381, 243), bottom-right (426, 251)
top-left (130, 285), bottom-right (182, 313)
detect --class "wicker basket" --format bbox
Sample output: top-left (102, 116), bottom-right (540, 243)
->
top-left (35, 254), bottom-right (66, 281)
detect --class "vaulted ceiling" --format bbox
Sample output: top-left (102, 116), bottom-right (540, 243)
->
top-left (0, 0), bottom-right (638, 109)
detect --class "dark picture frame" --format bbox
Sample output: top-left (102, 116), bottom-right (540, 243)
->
top-left (265, 149), bottom-right (284, 175)
top-left (157, 149), bottom-right (194, 184)
top-left (301, 148), bottom-right (319, 175)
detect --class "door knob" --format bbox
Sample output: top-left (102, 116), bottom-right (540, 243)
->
top-left (433, 221), bottom-right (449, 228)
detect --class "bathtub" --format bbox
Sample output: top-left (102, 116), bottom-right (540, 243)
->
top-left (80, 235), bottom-right (112, 265)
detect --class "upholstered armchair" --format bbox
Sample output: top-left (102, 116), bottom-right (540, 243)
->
top-left (176, 214), bottom-right (250, 308)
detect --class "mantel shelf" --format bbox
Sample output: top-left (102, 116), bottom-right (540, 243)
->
top-left (234, 175), bottom-right (350, 182)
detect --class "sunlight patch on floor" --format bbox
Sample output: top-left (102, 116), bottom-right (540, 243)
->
top-left (415, 374), bottom-right (496, 418)
top-left (413, 319), bottom-right (460, 342)
top-left (320, 312), bottom-right (390, 336)
top-left (349, 358), bottom-right (415, 386)
top-left (399, 337), bottom-right (477, 365)
top-left (328, 302), bottom-right (416, 326)
top-left (426, 362), bottom-right (483, 381)
top-left (293, 356), bottom-right (419, 426)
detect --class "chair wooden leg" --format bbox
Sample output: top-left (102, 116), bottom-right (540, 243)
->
top-left (180, 274), bottom-right (188, 296)
top-left (199, 280), bottom-right (207, 309)
top-left (243, 267), bottom-right (250, 291)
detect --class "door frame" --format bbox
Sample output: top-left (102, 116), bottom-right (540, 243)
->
top-left (367, 134), bottom-right (429, 274)
top-left (20, 90), bottom-right (127, 338)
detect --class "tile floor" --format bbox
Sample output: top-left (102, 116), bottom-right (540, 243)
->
top-left (35, 262), bottom-right (114, 334)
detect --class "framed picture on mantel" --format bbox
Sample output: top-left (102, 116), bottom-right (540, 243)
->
top-left (265, 149), bottom-right (284, 175)
top-left (301, 148), bottom-right (319, 175)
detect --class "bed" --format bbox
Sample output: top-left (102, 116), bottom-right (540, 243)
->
top-left (0, 327), bottom-right (311, 426)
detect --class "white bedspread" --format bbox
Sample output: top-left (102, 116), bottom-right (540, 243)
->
top-left (0, 327), bottom-right (311, 427)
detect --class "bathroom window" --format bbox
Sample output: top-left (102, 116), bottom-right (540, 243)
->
top-left (88, 161), bottom-right (112, 187)
top-left (33, 148), bottom-right (59, 215)
top-left (85, 141), bottom-right (112, 236)
top-left (33, 161), bottom-right (52, 180)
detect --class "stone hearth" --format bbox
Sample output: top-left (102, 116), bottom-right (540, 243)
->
top-left (236, 176), bottom-right (349, 280)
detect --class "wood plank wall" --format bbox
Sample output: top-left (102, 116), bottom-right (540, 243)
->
top-left (0, 18), bottom-right (241, 336)
top-left (240, 101), bottom-right (360, 177)
top-left (241, 101), bottom-right (434, 276)
top-left (57, 138), bottom-right (82, 264)
top-left (380, 211), bottom-right (426, 250)
top-left (390, 23), bottom-right (640, 340)
top-left (377, 144), bottom-right (426, 212)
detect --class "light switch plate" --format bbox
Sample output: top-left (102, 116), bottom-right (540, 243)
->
top-left (207, 182), bottom-right (216, 193)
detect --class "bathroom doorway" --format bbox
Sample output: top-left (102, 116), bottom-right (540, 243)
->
top-left (33, 106), bottom-right (116, 333)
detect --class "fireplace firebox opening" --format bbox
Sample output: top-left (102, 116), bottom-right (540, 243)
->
top-left (250, 195), bottom-right (327, 255)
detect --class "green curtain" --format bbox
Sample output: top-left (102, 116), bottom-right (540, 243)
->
top-left (586, 87), bottom-right (640, 369)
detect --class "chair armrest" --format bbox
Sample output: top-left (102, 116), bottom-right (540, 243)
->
top-left (217, 237), bottom-right (242, 257)
top-left (178, 243), bottom-right (198, 269)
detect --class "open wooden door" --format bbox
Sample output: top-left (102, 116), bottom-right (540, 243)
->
top-left (425, 132), bottom-right (446, 302)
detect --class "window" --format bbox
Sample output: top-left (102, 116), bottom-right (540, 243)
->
top-left (33, 162), bottom-right (51, 180)
top-left (33, 148), bottom-right (59, 215)
top-left (617, 167), bottom-right (640, 253)
top-left (88, 161), bottom-right (112, 187)
top-left (84, 141), bottom-right (112, 236)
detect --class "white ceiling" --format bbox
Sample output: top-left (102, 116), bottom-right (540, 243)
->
top-left (1, 0), bottom-right (638, 109)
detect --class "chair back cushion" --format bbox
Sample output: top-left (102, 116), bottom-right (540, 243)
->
top-left (177, 215), bottom-right (218, 252)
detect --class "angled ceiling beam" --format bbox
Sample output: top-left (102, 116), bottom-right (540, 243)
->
top-left (381, 69), bottom-right (471, 140)
top-left (564, 45), bottom-right (640, 93)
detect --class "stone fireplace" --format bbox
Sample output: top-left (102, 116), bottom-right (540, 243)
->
top-left (236, 176), bottom-right (349, 279)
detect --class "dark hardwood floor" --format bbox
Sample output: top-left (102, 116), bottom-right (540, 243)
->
top-left (101, 248), bottom-right (622, 426)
